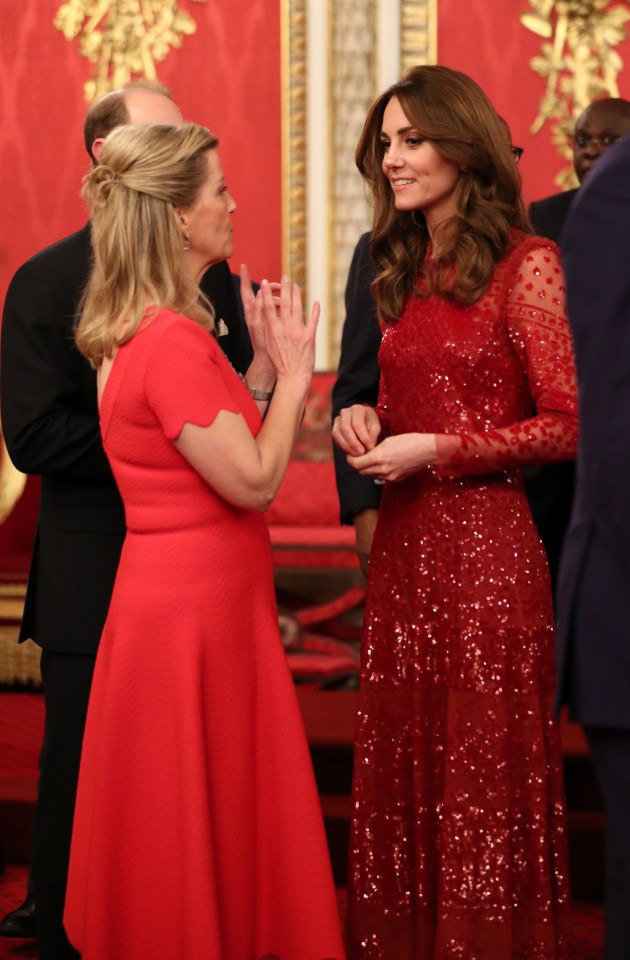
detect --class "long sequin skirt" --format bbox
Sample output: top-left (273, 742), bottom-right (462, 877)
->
top-left (345, 469), bottom-right (571, 959)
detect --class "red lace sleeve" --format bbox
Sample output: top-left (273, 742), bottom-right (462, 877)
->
top-left (436, 243), bottom-right (578, 476)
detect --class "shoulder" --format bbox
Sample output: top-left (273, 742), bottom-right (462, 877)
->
top-left (14, 226), bottom-right (90, 276)
top-left (8, 226), bottom-right (91, 294)
top-left (509, 231), bottom-right (560, 264)
top-left (530, 189), bottom-right (578, 215)
top-left (495, 233), bottom-right (562, 293)
top-left (143, 309), bottom-right (218, 353)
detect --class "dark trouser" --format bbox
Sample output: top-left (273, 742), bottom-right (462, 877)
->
top-left (584, 727), bottom-right (630, 960)
top-left (32, 650), bottom-right (95, 960)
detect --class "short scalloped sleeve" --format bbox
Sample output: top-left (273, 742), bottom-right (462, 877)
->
top-left (143, 313), bottom-right (245, 441)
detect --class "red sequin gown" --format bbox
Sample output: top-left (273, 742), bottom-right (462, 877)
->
top-left (345, 236), bottom-right (576, 959)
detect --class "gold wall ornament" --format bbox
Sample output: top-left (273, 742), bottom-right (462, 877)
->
top-left (54, 0), bottom-right (208, 102)
top-left (400, 0), bottom-right (437, 76)
top-left (280, 0), bottom-right (307, 291)
top-left (521, 0), bottom-right (630, 188)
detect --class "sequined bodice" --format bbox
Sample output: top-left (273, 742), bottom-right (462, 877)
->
top-left (377, 235), bottom-right (576, 476)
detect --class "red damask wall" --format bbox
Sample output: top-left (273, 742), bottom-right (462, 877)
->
top-left (437, 0), bottom-right (630, 206)
top-left (0, 0), bottom-right (282, 311)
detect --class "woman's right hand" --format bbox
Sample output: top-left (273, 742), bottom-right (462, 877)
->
top-left (259, 276), bottom-right (319, 389)
top-left (332, 404), bottom-right (382, 457)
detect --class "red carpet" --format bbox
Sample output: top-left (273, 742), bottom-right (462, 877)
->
top-left (0, 691), bottom-right (606, 958)
top-left (0, 864), bottom-right (606, 959)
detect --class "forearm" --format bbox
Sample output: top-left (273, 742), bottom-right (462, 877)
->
top-left (253, 375), bottom-right (309, 506)
top-left (435, 411), bottom-right (578, 477)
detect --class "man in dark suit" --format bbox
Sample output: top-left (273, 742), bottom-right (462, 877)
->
top-left (556, 131), bottom-right (630, 960)
top-left (0, 83), bottom-right (253, 958)
top-left (529, 97), bottom-right (630, 244)
top-left (526, 97), bottom-right (630, 590)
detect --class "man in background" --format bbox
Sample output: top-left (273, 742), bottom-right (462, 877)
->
top-left (0, 82), bottom-right (252, 958)
top-left (530, 97), bottom-right (630, 243)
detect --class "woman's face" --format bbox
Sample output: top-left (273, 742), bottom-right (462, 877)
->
top-left (181, 150), bottom-right (237, 280)
top-left (380, 96), bottom-right (462, 234)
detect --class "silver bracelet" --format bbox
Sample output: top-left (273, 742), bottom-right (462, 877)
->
top-left (248, 384), bottom-right (275, 401)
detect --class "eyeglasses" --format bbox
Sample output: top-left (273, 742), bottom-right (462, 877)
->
top-left (573, 133), bottom-right (620, 151)
top-left (511, 145), bottom-right (524, 164)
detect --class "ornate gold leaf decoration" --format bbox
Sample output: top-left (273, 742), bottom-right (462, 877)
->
top-left (54, 0), bottom-right (208, 102)
top-left (280, 0), bottom-right (307, 290)
top-left (521, 0), bottom-right (630, 188)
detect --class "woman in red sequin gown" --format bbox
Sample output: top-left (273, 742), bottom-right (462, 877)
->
top-left (333, 67), bottom-right (577, 959)
top-left (63, 124), bottom-right (345, 960)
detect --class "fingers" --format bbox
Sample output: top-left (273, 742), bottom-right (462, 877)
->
top-left (332, 405), bottom-right (379, 456)
top-left (347, 449), bottom-right (381, 476)
top-left (239, 264), bottom-right (255, 318)
top-left (306, 299), bottom-right (320, 337)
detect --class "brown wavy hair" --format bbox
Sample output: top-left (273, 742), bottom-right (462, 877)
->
top-left (356, 65), bottom-right (531, 320)
top-left (76, 122), bottom-right (218, 368)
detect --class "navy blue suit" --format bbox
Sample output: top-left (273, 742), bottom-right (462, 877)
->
top-left (556, 135), bottom-right (630, 960)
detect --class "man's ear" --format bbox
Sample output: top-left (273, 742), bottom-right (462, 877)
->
top-left (91, 138), bottom-right (105, 162)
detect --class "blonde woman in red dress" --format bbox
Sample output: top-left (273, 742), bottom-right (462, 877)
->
top-left (64, 121), bottom-right (345, 960)
top-left (333, 65), bottom-right (576, 959)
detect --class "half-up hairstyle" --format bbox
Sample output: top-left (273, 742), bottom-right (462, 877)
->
top-left (356, 65), bottom-right (531, 321)
top-left (76, 122), bottom-right (218, 367)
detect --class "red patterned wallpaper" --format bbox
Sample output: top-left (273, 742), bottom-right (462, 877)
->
top-left (437, 0), bottom-right (630, 207)
top-left (0, 0), bottom-right (282, 311)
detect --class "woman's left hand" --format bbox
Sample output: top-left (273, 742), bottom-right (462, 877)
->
top-left (348, 433), bottom-right (437, 482)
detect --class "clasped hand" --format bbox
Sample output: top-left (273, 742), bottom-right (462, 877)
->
top-left (332, 404), bottom-right (437, 482)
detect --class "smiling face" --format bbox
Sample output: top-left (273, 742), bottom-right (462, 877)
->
top-left (179, 149), bottom-right (237, 283)
top-left (380, 96), bottom-right (462, 235)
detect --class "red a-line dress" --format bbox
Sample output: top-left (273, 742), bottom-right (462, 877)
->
top-left (64, 309), bottom-right (345, 960)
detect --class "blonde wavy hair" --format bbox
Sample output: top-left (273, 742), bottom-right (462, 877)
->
top-left (356, 65), bottom-right (531, 320)
top-left (76, 122), bottom-right (218, 367)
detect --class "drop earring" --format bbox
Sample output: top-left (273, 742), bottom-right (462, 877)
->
top-left (183, 234), bottom-right (191, 253)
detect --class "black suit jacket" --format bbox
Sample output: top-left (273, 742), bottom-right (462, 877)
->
top-left (331, 232), bottom-right (382, 524)
top-left (0, 225), bottom-right (251, 655)
top-left (529, 188), bottom-right (578, 245)
top-left (556, 137), bottom-right (630, 728)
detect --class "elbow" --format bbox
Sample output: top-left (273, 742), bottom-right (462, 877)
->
top-left (249, 484), bottom-right (276, 514)
top-left (227, 479), bottom-right (276, 513)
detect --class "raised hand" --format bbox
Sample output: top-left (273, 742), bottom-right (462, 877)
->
top-left (259, 276), bottom-right (319, 389)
